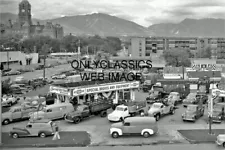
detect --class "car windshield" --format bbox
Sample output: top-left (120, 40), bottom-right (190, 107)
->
top-left (116, 107), bottom-right (124, 111)
top-left (213, 109), bottom-right (221, 113)
top-left (152, 103), bottom-right (161, 109)
top-left (187, 106), bottom-right (196, 111)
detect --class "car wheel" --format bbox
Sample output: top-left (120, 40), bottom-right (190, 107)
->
top-left (119, 117), bottom-right (124, 122)
top-left (143, 131), bottom-right (150, 138)
top-left (112, 132), bottom-right (119, 138)
top-left (170, 108), bottom-right (175, 115)
top-left (3, 119), bottom-right (10, 125)
top-left (100, 111), bottom-right (107, 117)
top-left (74, 117), bottom-right (81, 124)
top-left (155, 114), bottom-right (160, 121)
top-left (39, 132), bottom-right (46, 138)
top-left (12, 133), bottom-right (19, 139)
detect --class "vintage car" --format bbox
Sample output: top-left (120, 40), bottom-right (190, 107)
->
top-left (9, 119), bottom-right (57, 138)
top-left (182, 104), bottom-right (204, 122)
top-left (2, 105), bottom-right (38, 125)
top-left (148, 101), bottom-right (175, 121)
top-left (216, 134), bottom-right (225, 147)
top-left (168, 92), bottom-right (181, 106)
top-left (3, 70), bottom-right (21, 76)
top-left (212, 103), bottom-right (225, 123)
top-left (183, 93), bottom-right (198, 107)
top-left (110, 117), bottom-right (158, 138)
top-left (51, 73), bottom-right (66, 79)
top-left (1, 95), bottom-right (19, 107)
top-left (196, 93), bottom-right (208, 104)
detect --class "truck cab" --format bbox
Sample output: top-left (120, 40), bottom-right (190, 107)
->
top-left (107, 105), bottom-right (130, 122)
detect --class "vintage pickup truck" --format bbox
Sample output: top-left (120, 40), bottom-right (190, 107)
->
top-left (148, 101), bottom-right (175, 121)
top-left (107, 101), bottom-right (147, 122)
top-left (2, 105), bottom-right (38, 125)
top-left (212, 103), bottom-right (225, 123)
top-left (65, 99), bottom-right (113, 124)
top-left (182, 104), bottom-right (204, 122)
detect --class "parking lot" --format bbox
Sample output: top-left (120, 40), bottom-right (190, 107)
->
top-left (2, 90), bottom-right (212, 132)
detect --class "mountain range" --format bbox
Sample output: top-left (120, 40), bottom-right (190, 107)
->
top-left (1, 12), bottom-right (225, 37)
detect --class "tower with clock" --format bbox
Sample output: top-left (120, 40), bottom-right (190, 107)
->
top-left (18, 0), bottom-right (32, 26)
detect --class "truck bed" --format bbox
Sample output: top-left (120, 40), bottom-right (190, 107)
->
top-left (85, 98), bottom-right (113, 113)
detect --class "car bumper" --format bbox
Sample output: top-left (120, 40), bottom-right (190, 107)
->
top-left (108, 117), bottom-right (120, 122)
top-left (212, 119), bottom-right (222, 123)
top-left (182, 116), bottom-right (195, 121)
top-left (64, 118), bottom-right (74, 122)
top-left (216, 140), bottom-right (223, 146)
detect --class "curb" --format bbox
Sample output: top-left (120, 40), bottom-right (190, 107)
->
top-left (90, 140), bottom-right (185, 146)
top-left (0, 143), bottom-right (88, 148)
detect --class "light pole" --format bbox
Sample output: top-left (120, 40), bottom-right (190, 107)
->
top-left (209, 71), bottom-right (215, 134)
top-left (0, 71), bottom-right (2, 145)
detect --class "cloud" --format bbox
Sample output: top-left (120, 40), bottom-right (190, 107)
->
top-left (0, 0), bottom-right (225, 27)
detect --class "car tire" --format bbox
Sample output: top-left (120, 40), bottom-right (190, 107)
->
top-left (73, 117), bottom-right (81, 124)
top-left (119, 117), bottom-right (124, 122)
top-left (3, 119), bottom-right (10, 125)
top-left (155, 114), bottom-right (160, 121)
top-left (112, 132), bottom-right (119, 138)
top-left (39, 132), bottom-right (46, 138)
top-left (170, 108), bottom-right (175, 115)
top-left (143, 131), bottom-right (150, 138)
top-left (12, 133), bottom-right (19, 139)
top-left (100, 111), bottom-right (107, 117)
top-left (223, 142), bottom-right (225, 148)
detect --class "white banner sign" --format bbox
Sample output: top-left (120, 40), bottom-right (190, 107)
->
top-left (212, 89), bottom-right (225, 97)
top-left (73, 81), bottom-right (139, 96)
top-left (49, 86), bottom-right (71, 96)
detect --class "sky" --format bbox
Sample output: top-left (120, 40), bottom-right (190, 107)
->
top-left (1, 0), bottom-right (225, 27)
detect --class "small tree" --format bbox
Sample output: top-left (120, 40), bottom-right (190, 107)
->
top-left (163, 49), bottom-right (191, 67)
top-left (196, 47), bottom-right (212, 58)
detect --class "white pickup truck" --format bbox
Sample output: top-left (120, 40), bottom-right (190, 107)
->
top-left (148, 102), bottom-right (175, 121)
top-left (107, 101), bottom-right (147, 122)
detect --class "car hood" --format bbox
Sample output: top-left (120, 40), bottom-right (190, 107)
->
top-left (111, 122), bottom-right (123, 128)
top-left (109, 111), bottom-right (122, 117)
top-left (148, 108), bottom-right (160, 114)
top-left (212, 111), bottom-right (221, 116)
top-left (184, 111), bottom-right (195, 116)
top-left (67, 111), bottom-right (82, 116)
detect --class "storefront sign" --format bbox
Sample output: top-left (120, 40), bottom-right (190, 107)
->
top-left (212, 89), bottom-right (225, 97)
top-left (49, 86), bottom-right (71, 96)
top-left (73, 81), bottom-right (139, 96)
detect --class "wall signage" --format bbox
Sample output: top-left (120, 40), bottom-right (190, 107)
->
top-left (49, 86), bottom-right (71, 96)
top-left (72, 81), bottom-right (139, 96)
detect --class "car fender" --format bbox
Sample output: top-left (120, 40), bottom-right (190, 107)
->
top-left (141, 129), bottom-right (154, 135)
top-left (110, 128), bottom-right (123, 135)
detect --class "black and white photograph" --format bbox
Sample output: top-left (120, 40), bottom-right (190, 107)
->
top-left (0, 0), bottom-right (225, 150)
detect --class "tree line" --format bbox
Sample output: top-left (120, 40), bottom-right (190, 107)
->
top-left (0, 34), bottom-right (122, 56)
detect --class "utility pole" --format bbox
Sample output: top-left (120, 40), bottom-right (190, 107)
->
top-left (0, 71), bottom-right (2, 145)
top-left (7, 50), bottom-right (9, 70)
top-left (209, 71), bottom-right (215, 134)
top-left (87, 46), bottom-right (89, 55)
top-left (42, 44), bottom-right (49, 80)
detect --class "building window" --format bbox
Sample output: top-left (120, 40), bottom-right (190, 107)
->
top-left (139, 48), bottom-right (142, 51)
top-left (145, 53), bottom-right (150, 56)
top-left (139, 53), bottom-right (142, 56)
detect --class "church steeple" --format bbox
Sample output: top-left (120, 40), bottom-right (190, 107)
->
top-left (18, 0), bottom-right (32, 26)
